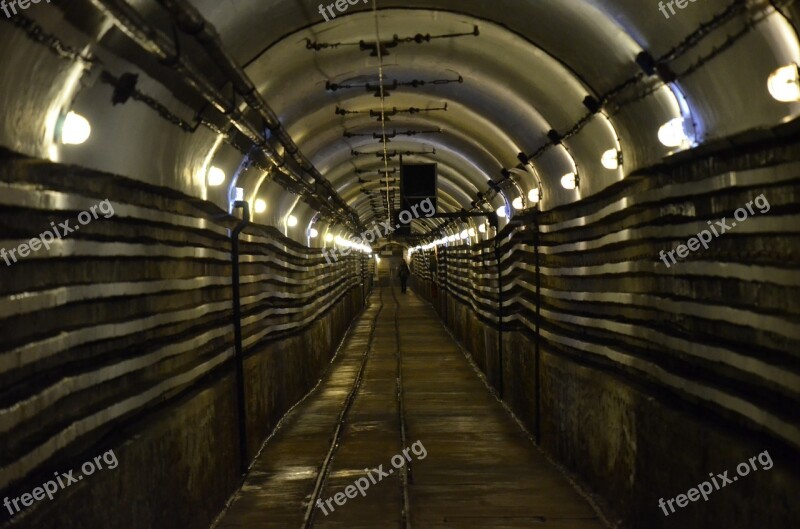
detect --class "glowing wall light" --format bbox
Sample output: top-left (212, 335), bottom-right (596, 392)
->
top-left (560, 172), bottom-right (578, 190)
top-left (658, 118), bottom-right (689, 147)
top-left (286, 215), bottom-right (298, 227)
top-left (511, 197), bottom-right (524, 210)
top-left (768, 64), bottom-right (800, 102)
top-left (528, 188), bottom-right (540, 203)
top-left (60, 111), bottom-right (91, 145)
top-left (207, 166), bottom-right (226, 186)
top-left (496, 205), bottom-right (508, 218)
top-left (254, 199), bottom-right (267, 214)
top-left (460, 230), bottom-right (469, 240)
top-left (309, 228), bottom-right (319, 238)
top-left (478, 223), bottom-right (487, 233)
top-left (325, 233), bottom-right (334, 242)
top-left (234, 187), bottom-right (245, 201)
top-left (601, 149), bottom-right (620, 170)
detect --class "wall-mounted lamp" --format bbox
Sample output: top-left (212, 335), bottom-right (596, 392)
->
top-left (208, 166), bottom-right (226, 186)
top-left (601, 149), bottom-right (621, 170)
top-left (59, 111), bottom-right (91, 145)
top-left (768, 64), bottom-right (800, 102)
top-left (658, 117), bottom-right (689, 147)
top-left (560, 172), bottom-right (578, 190)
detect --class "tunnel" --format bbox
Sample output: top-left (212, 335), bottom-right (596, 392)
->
top-left (1, 0), bottom-right (799, 527)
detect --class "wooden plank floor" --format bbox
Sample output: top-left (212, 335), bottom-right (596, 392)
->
top-left (213, 287), bottom-right (607, 529)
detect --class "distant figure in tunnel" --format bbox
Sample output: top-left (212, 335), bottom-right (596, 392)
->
top-left (398, 261), bottom-right (410, 293)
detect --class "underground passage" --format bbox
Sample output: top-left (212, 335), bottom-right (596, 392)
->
top-left (0, 1), bottom-right (799, 528)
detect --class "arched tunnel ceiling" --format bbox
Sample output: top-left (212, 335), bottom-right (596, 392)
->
top-left (3, 0), bottom-right (800, 243)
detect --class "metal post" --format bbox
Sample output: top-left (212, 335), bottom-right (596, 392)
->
top-left (231, 200), bottom-right (250, 475)
top-left (532, 210), bottom-right (541, 443)
top-left (495, 234), bottom-right (504, 398)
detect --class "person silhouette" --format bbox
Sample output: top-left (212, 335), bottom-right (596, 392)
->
top-left (398, 261), bottom-right (410, 293)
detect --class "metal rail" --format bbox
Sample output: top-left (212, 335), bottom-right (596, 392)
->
top-left (391, 287), bottom-right (412, 529)
top-left (301, 289), bottom-right (385, 529)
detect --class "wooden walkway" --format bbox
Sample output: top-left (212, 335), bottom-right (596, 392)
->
top-left (213, 288), bottom-right (607, 529)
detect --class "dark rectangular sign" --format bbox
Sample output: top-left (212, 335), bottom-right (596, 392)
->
top-left (399, 163), bottom-right (437, 236)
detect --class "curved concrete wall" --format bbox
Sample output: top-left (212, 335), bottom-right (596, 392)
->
top-left (411, 130), bottom-right (800, 529)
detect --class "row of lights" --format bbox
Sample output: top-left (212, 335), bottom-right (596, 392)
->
top-left (412, 64), bottom-right (800, 253)
top-left (653, 64), bottom-right (800, 147)
top-left (509, 64), bottom-right (800, 198)
top-left (55, 63), bottom-right (792, 248)
top-left (333, 235), bottom-right (372, 254)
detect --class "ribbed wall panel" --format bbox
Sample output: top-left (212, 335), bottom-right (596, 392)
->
top-left (412, 156), bottom-right (800, 528)
top-left (0, 155), bottom-right (367, 511)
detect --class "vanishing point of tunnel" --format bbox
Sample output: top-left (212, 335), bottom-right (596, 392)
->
top-left (0, 0), bottom-right (799, 528)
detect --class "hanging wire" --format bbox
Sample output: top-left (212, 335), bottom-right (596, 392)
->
top-left (372, 0), bottom-right (393, 225)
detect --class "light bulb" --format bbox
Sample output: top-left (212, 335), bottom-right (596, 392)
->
top-left (768, 64), bottom-right (800, 102)
top-left (560, 172), bottom-right (577, 190)
top-left (468, 227), bottom-right (476, 237)
top-left (309, 228), bottom-right (319, 238)
top-left (658, 118), bottom-right (687, 147)
top-left (478, 223), bottom-right (486, 233)
top-left (512, 197), bottom-right (524, 210)
top-left (601, 149), bottom-right (619, 170)
top-left (254, 199), bottom-right (267, 213)
top-left (528, 188), bottom-right (540, 203)
top-left (61, 111), bottom-right (91, 145)
top-left (325, 233), bottom-right (334, 242)
top-left (460, 230), bottom-right (468, 239)
top-left (207, 166), bottom-right (225, 186)
top-left (496, 205), bottom-right (508, 218)
top-left (286, 215), bottom-right (298, 227)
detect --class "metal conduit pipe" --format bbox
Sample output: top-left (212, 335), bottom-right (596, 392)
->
top-left (153, 0), bottom-right (360, 228)
top-left (87, 0), bottom-right (360, 229)
top-left (87, 0), bottom-right (268, 153)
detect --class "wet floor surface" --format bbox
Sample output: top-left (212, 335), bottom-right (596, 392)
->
top-left (213, 288), bottom-right (607, 529)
